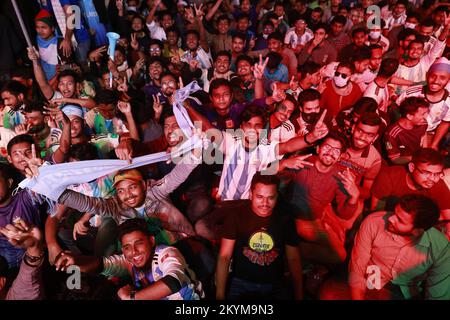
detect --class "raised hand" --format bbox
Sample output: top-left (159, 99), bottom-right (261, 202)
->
top-left (27, 46), bottom-right (40, 61)
top-left (24, 144), bottom-right (44, 179)
top-left (309, 109), bottom-right (329, 141)
top-left (337, 167), bottom-right (360, 199)
top-left (179, 76), bottom-right (184, 89)
top-left (117, 101), bottom-right (132, 114)
top-left (14, 123), bottom-right (31, 135)
top-left (194, 3), bottom-right (205, 20)
top-left (88, 46), bottom-right (107, 62)
top-left (60, 38), bottom-right (72, 58)
top-left (117, 76), bottom-right (129, 93)
top-left (0, 219), bottom-right (42, 250)
top-left (282, 154), bottom-right (314, 170)
top-left (116, 0), bottom-right (124, 11)
top-left (44, 103), bottom-right (70, 128)
top-left (289, 76), bottom-right (299, 92)
top-left (170, 48), bottom-right (181, 65)
top-left (185, 7), bottom-right (195, 23)
top-left (253, 54), bottom-right (269, 80)
top-left (271, 82), bottom-right (286, 102)
top-left (152, 94), bottom-right (163, 120)
top-left (130, 33), bottom-right (139, 51)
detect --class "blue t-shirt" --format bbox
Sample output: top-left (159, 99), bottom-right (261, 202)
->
top-left (0, 191), bottom-right (43, 268)
top-left (264, 64), bottom-right (289, 83)
top-left (40, 0), bottom-right (90, 43)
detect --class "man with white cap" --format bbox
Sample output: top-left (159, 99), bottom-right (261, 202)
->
top-left (61, 103), bottom-right (131, 158)
top-left (396, 57), bottom-right (450, 150)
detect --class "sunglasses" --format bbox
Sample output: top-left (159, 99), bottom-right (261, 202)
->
top-left (334, 71), bottom-right (349, 79)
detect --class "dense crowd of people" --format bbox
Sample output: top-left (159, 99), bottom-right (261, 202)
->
top-left (0, 0), bottom-right (449, 300)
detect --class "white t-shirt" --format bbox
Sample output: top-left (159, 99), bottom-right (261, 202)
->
top-left (218, 132), bottom-right (281, 200)
top-left (394, 39), bottom-right (445, 94)
top-left (269, 120), bottom-right (296, 143)
top-left (363, 81), bottom-right (390, 112)
top-left (284, 28), bottom-right (314, 48)
top-left (146, 20), bottom-right (166, 41)
top-left (396, 85), bottom-right (450, 131)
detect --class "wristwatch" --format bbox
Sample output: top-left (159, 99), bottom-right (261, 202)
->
top-left (130, 290), bottom-right (136, 300)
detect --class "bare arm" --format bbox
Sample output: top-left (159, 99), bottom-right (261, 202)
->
top-left (117, 101), bottom-right (140, 141)
top-left (146, 0), bottom-right (161, 24)
top-left (206, 0), bottom-right (224, 22)
top-left (27, 47), bottom-right (54, 100)
top-left (431, 121), bottom-right (449, 150)
top-left (215, 238), bottom-right (235, 299)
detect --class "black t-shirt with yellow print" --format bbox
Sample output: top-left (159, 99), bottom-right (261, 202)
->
top-left (221, 200), bottom-right (300, 284)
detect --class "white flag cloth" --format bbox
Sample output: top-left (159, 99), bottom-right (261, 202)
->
top-left (172, 81), bottom-right (202, 138)
top-left (19, 135), bottom-right (202, 202)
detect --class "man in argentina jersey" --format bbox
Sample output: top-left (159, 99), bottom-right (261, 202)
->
top-left (393, 16), bottom-right (448, 95)
top-left (54, 219), bottom-right (204, 300)
top-left (396, 57), bottom-right (450, 150)
top-left (212, 106), bottom-right (328, 201)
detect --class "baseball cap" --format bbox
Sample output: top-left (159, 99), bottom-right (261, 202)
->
top-left (113, 169), bottom-right (143, 188)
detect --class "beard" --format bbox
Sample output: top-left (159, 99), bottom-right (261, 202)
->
top-left (28, 124), bottom-right (46, 134)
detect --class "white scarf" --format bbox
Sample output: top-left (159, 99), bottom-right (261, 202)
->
top-left (19, 135), bottom-right (201, 202)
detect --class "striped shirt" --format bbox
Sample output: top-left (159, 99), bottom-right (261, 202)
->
top-left (396, 85), bottom-right (450, 131)
top-left (363, 81), bottom-right (390, 112)
top-left (384, 122), bottom-right (427, 160)
top-left (268, 120), bottom-right (296, 143)
top-left (218, 132), bottom-right (281, 201)
top-left (394, 39), bottom-right (445, 94)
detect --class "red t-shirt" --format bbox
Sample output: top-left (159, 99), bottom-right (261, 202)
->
top-left (372, 165), bottom-right (450, 211)
top-left (320, 80), bottom-right (363, 118)
top-left (384, 122), bottom-right (427, 160)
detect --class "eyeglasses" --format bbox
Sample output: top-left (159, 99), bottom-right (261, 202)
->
top-left (161, 80), bottom-right (176, 88)
top-left (150, 47), bottom-right (161, 52)
top-left (415, 167), bottom-right (443, 179)
top-left (334, 71), bottom-right (349, 79)
top-left (321, 143), bottom-right (342, 156)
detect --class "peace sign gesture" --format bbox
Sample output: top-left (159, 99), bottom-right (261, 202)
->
top-left (271, 82), bottom-right (286, 102)
top-left (194, 3), bottom-right (205, 20)
top-left (153, 94), bottom-right (163, 120)
top-left (289, 76), bottom-right (299, 92)
top-left (130, 33), bottom-right (139, 51)
top-left (253, 54), bottom-right (269, 80)
top-left (337, 167), bottom-right (360, 199)
top-left (309, 109), bottom-right (329, 141)
top-left (24, 144), bottom-right (44, 179)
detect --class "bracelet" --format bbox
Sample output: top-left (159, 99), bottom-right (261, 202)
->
top-left (304, 133), bottom-right (313, 145)
top-left (24, 250), bottom-right (45, 266)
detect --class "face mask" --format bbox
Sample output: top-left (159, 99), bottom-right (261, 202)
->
top-left (127, 6), bottom-right (137, 12)
top-left (302, 112), bottom-right (320, 124)
top-left (333, 74), bottom-right (349, 88)
top-left (369, 31), bottom-right (381, 39)
top-left (419, 34), bottom-right (431, 42)
top-left (263, 34), bottom-right (269, 39)
top-left (404, 22), bottom-right (416, 29)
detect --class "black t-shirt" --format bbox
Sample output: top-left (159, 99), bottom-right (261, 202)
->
top-left (221, 201), bottom-right (300, 283)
